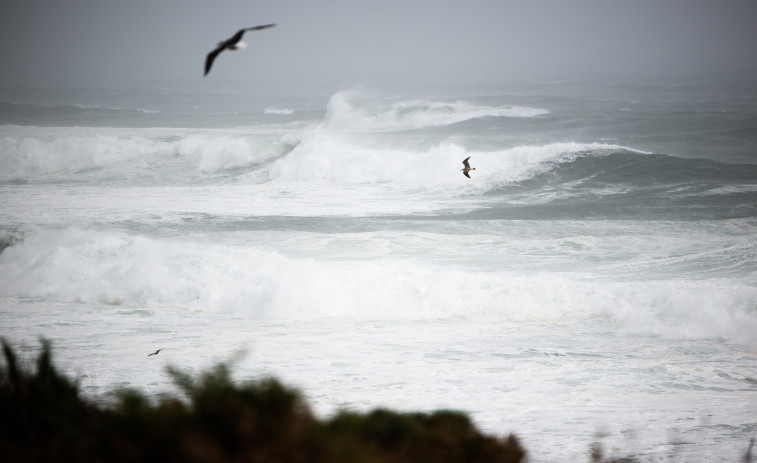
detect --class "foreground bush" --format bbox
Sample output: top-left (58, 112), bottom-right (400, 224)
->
top-left (0, 339), bottom-right (525, 463)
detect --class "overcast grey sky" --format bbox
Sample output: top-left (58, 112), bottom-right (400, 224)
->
top-left (2, 0), bottom-right (756, 86)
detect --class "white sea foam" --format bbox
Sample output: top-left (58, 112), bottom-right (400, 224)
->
top-left (322, 89), bottom-right (548, 132)
top-left (0, 114), bottom-right (626, 190)
top-left (0, 127), bottom-right (171, 178)
top-left (268, 126), bottom-right (631, 190)
top-left (264, 108), bottom-right (294, 115)
top-left (0, 126), bottom-right (299, 179)
top-left (2, 83), bottom-right (757, 463)
top-left (2, 227), bottom-right (755, 349)
top-left (70, 104), bottom-right (160, 114)
top-left (174, 133), bottom-right (292, 173)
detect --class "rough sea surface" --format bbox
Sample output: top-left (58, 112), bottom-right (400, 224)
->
top-left (1, 77), bottom-right (756, 462)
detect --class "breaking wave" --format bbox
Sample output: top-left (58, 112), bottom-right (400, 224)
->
top-left (1, 227), bottom-right (755, 349)
top-left (0, 126), bottom-right (297, 179)
top-left (321, 89), bottom-right (548, 132)
top-left (0, 127), bottom-right (171, 178)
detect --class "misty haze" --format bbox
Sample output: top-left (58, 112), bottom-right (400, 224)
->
top-left (2, 1), bottom-right (757, 462)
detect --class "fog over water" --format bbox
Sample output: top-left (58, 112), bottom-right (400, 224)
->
top-left (2, 2), bottom-right (757, 462)
top-left (2, 0), bottom-right (757, 86)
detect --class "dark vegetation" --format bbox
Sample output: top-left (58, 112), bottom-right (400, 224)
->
top-left (1, 339), bottom-right (524, 463)
top-left (3, 339), bottom-right (754, 463)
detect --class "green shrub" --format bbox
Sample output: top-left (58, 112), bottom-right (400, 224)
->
top-left (0, 338), bottom-right (525, 463)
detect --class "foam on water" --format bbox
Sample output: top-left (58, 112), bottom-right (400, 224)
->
top-left (322, 88), bottom-right (549, 132)
top-left (0, 127), bottom-right (171, 178)
top-left (0, 125), bottom-right (643, 201)
top-left (267, 123), bottom-right (634, 190)
top-left (0, 125), bottom-right (301, 181)
top-left (175, 132), bottom-right (296, 174)
top-left (264, 108), bottom-right (295, 115)
top-left (2, 82), bottom-right (757, 462)
top-left (1, 227), bottom-right (755, 350)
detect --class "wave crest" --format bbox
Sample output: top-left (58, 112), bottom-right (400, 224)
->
top-left (322, 89), bottom-right (548, 132)
top-left (268, 131), bottom-right (629, 189)
top-left (0, 127), bottom-right (169, 178)
top-left (175, 133), bottom-right (297, 174)
top-left (2, 227), bottom-right (755, 348)
top-left (0, 126), bottom-right (299, 180)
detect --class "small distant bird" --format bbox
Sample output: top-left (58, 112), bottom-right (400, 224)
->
top-left (147, 349), bottom-right (163, 357)
top-left (204, 24), bottom-right (276, 76)
top-left (461, 157), bottom-right (476, 178)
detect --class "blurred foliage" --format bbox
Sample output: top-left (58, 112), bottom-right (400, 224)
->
top-left (0, 339), bottom-right (525, 463)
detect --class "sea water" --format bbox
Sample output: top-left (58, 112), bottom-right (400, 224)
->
top-left (1, 77), bottom-right (756, 462)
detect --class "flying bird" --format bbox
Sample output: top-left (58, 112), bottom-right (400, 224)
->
top-left (147, 349), bottom-right (163, 357)
top-left (204, 24), bottom-right (276, 76)
top-left (461, 157), bottom-right (476, 178)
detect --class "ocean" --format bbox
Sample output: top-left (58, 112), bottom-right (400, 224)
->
top-left (1, 76), bottom-right (756, 462)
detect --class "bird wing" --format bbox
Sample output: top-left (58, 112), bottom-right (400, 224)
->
top-left (231, 25), bottom-right (275, 45)
top-left (462, 157), bottom-right (471, 168)
top-left (204, 46), bottom-right (225, 76)
top-left (244, 24), bottom-right (276, 32)
top-left (463, 171), bottom-right (471, 178)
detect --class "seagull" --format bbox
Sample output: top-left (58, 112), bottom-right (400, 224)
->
top-left (461, 157), bottom-right (476, 178)
top-left (147, 349), bottom-right (163, 357)
top-left (204, 24), bottom-right (276, 76)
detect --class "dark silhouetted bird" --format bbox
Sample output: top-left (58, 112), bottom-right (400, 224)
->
top-left (147, 349), bottom-right (163, 357)
top-left (204, 24), bottom-right (276, 76)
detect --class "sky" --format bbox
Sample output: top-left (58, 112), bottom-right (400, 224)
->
top-left (2, 0), bottom-right (757, 87)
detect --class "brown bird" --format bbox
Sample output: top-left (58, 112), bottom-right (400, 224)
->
top-left (461, 157), bottom-right (476, 178)
top-left (204, 24), bottom-right (276, 76)
top-left (147, 349), bottom-right (163, 357)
